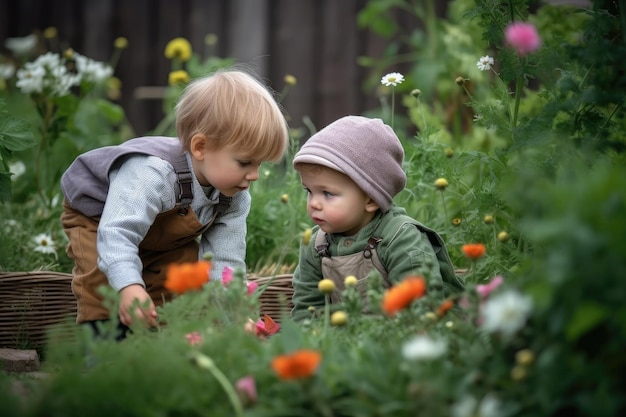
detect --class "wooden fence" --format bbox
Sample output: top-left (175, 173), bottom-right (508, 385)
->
top-left (0, 0), bottom-right (448, 136)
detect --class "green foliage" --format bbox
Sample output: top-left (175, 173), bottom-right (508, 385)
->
top-left (2, 0), bottom-right (626, 415)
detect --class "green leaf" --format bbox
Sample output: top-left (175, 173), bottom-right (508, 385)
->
top-left (0, 172), bottom-right (12, 203)
top-left (96, 99), bottom-right (125, 124)
top-left (566, 302), bottom-right (608, 342)
top-left (0, 115), bottom-right (37, 152)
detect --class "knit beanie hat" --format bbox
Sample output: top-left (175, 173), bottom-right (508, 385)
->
top-left (293, 115), bottom-right (406, 212)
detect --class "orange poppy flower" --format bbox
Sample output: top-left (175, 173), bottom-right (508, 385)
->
top-left (382, 275), bottom-right (426, 315)
top-left (271, 349), bottom-right (322, 380)
top-left (462, 243), bottom-right (486, 259)
top-left (436, 298), bottom-right (455, 317)
top-left (164, 261), bottom-right (211, 294)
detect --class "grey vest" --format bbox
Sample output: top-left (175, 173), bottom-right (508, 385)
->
top-left (61, 136), bottom-right (230, 217)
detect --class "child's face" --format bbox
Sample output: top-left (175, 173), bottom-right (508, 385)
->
top-left (298, 165), bottom-right (378, 236)
top-left (193, 145), bottom-right (261, 196)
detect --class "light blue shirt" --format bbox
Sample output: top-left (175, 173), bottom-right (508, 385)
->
top-left (97, 153), bottom-right (249, 292)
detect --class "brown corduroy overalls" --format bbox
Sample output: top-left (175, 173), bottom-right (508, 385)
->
top-left (60, 140), bottom-right (230, 324)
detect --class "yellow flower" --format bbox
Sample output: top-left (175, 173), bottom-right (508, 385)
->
top-left (204, 33), bottom-right (218, 46)
top-left (515, 349), bottom-right (535, 366)
top-left (43, 27), bottom-right (57, 39)
top-left (164, 37), bottom-right (192, 62)
top-left (344, 275), bottom-right (357, 287)
top-left (452, 218), bottom-right (462, 226)
top-left (302, 228), bottom-right (312, 245)
top-left (114, 37), bottom-right (128, 49)
top-left (498, 231), bottom-right (510, 243)
top-left (168, 70), bottom-right (190, 86)
top-left (483, 214), bottom-right (494, 224)
top-left (284, 74), bottom-right (297, 86)
top-left (330, 311), bottom-right (348, 326)
top-left (510, 365), bottom-right (527, 381)
top-left (318, 278), bottom-right (335, 294)
top-left (435, 178), bottom-right (449, 190)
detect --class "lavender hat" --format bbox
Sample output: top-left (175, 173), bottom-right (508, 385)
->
top-left (293, 115), bottom-right (406, 212)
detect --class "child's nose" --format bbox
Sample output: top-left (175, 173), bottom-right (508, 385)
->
top-left (308, 194), bottom-right (322, 210)
top-left (246, 167), bottom-right (259, 181)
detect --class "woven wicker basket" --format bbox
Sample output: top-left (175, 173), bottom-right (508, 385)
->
top-left (0, 271), bottom-right (77, 350)
top-left (0, 270), bottom-right (296, 349)
top-left (249, 274), bottom-right (294, 321)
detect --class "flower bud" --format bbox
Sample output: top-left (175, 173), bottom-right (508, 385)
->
top-left (445, 148), bottom-right (454, 158)
top-left (330, 311), bottom-right (348, 326)
top-left (455, 76), bottom-right (466, 86)
top-left (284, 74), bottom-right (297, 86)
top-left (302, 228), bottom-right (312, 245)
top-left (280, 193), bottom-right (289, 203)
top-left (344, 275), bottom-right (358, 287)
top-left (318, 278), bottom-right (335, 294)
top-left (411, 88), bottom-right (422, 98)
top-left (515, 349), bottom-right (535, 366)
top-left (483, 215), bottom-right (494, 224)
top-left (435, 178), bottom-right (449, 190)
top-left (497, 231), bottom-right (510, 243)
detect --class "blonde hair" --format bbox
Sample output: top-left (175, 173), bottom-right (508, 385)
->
top-left (175, 68), bottom-right (289, 162)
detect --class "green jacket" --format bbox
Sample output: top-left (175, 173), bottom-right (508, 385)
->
top-left (291, 205), bottom-right (463, 321)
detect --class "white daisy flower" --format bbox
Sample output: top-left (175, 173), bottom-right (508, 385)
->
top-left (401, 334), bottom-right (447, 360)
top-left (481, 290), bottom-right (533, 338)
top-left (0, 63), bottom-right (15, 80)
top-left (9, 161), bottom-right (26, 180)
top-left (5, 34), bottom-right (38, 55)
top-left (33, 233), bottom-right (57, 255)
top-left (381, 72), bottom-right (404, 87)
top-left (476, 55), bottom-right (495, 71)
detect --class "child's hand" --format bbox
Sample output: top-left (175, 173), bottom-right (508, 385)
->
top-left (118, 284), bottom-right (158, 327)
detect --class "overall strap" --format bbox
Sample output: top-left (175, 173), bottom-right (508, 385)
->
top-left (214, 193), bottom-right (232, 218)
top-left (169, 152), bottom-right (232, 219)
top-left (315, 230), bottom-right (331, 257)
top-left (171, 152), bottom-right (193, 209)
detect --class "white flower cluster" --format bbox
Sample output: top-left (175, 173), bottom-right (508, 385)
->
top-left (15, 52), bottom-right (112, 97)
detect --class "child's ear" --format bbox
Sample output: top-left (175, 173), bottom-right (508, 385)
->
top-left (190, 134), bottom-right (208, 160)
top-left (365, 198), bottom-right (380, 213)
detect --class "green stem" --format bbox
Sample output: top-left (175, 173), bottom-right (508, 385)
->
top-left (417, 97), bottom-right (427, 132)
top-left (390, 89), bottom-right (396, 129)
top-left (35, 100), bottom-right (54, 206)
top-left (193, 353), bottom-right (244, 417)
top-left (439, 191), bottom-right (448, 220)
top-left (512, 75), bottom-right (522, 130)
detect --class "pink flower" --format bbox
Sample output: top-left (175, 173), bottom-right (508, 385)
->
top-left (221, 266), bottom-right (234, 286)
top-left (476, 275), bottom-right (504, 299)
top-left (246, 281), bottom-right (258, 296)
top-left (185, 331), bottom-right (203, 346)
top-left (235, 375), bottom-right (258, 406)
top-left (505, 22), bottom-right (541, 56)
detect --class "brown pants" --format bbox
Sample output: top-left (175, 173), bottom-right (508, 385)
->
top-left (61, 201), bottom-right (206, 323)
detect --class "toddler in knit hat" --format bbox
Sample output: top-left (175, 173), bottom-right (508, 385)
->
top-left (291, 115), bottom-right (464, 321)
